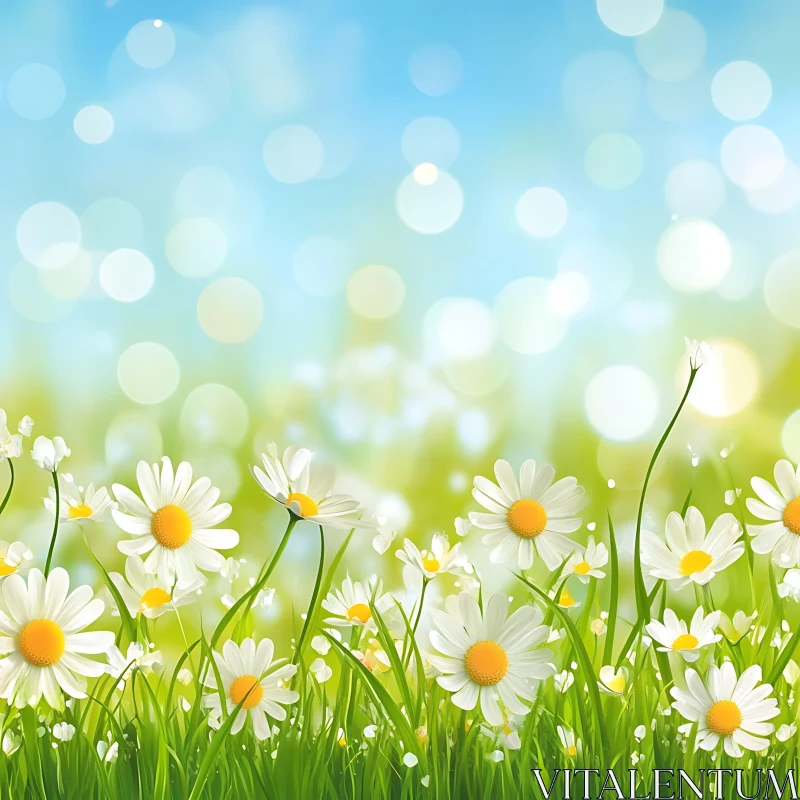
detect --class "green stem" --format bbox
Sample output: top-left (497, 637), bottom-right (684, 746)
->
top-left (602, 512), bottom-right (619, 666)
top-left (403, 577), bottom-right (430, 671)
top-left (723, 459), bottom-right (757, 612)
top-left (217, 514), bottom-right (297, 647)
top-left (44, 471), bottom-right (61, 577)
top-left (633, 367), bottom-right (699, 617)
top-left (0, 460), bottom-right (13, 516)
top-left (292, 524), bottom-right (325, 667)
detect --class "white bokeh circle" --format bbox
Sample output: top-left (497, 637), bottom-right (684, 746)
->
top-left (516, 187), bottom-right (568, 238)
top-left (6, 63), bottom-right (66, 120)
top-left (17, 202), bottom-right (81, 270)
top-left (657, 218), bottom-right (731, 293)
top-left (664, 160), bottom-right (726, 217)
top-left (126, 20), bottom-right (176, 69)
top-left (782, 411), bottom-right (800, 463)
top-left (263, 125), bottom-right (324, 184)
top-left (197, 277), bottom-right (263, 343)
top-left (597, 0), bottom-right (663, 36)
top-left (408, 43), bottom-right (462, 96)
top-left (179, 383), bottom-right (249, 447)
top-left (635, 10), bottom-right (706, 82)
top-left (117, 342), bottom-right (180, 405)
top-left (396, 171), bottom-right (463, 234)
top-left (721, 125), bottom-right (785, 190)
top-left (711, 61), bottom-right (771, 121)
top-left (494, 277), bottom-right (568, 355)
top-left (347, 265), bottom-right (405, 320)
top-left (435, 298), bottom-right (497, 361)
top-left (74, 106), bottom-right (114, 144)
top-left (764, 249), bottom-right (800, 328)
top-left (292, 236), bottom-right (350, 297)
top-left (166, 218), bottom-right (228, 278)
top-left (585, 133), bottom-right (643, 189)
top-left (99, 249), bottom-right (155, 302)
top-left (401, 117), bottom-right (460, 168)
top-left (585, 365), bottom-right (660, 441)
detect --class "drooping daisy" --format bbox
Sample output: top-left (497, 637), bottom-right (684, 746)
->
top-left (396, 533), bottom-right (467, 579)
top-left (557, 725), bottom-right (581, 758)
top-left (201, 638), bottom-right (299, 740)
top-left (31, 436), bottom-right (70, 472)
top-left (252, 444), bottom-right (376, 529)
top-left (468, 459), bottom-right (585, 571)
top-left (0, 542), bottom-right (33, 580)
top-left (322, 575), bottom-right (393, 630)
top-left (562, 536), bottom-right (608, 583)
top-left (425, 591), bottom-right (554, 725)
top-left (598, 665), bottom-right (627, 696)
top-left (641, 507), bottom-right (743, 590)
top-left (645, 607), bottom-right (721, 663)
top-left (0, 411), bottom-right (24, 461)
top-left (109, 555), bottom-right (203, 619)
top-left (717, 610), bottom-right (757, 644)
top-left (112, 457), bottom-right (239, 588)
top-left (45, 477), bottom-right (114, 522)
top-left (0, 568), bottom-right (113, 708)
top-left (746, 460), bottom-right (800, 567)
top-left (671, 663), bottom-right (778, 758)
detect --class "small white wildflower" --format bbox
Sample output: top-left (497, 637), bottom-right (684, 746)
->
top-left (777, 724), bottom-right (797, 742)
top-left (177, 668), bottom-right (193, 685)
top-left (403, 752), bottom-right (418, 768)
top-left (363, 725), bottom-right (377, 739)
top-left (634, 725), bottom-right (646, 742)
top-left (52, 723), bottom-right (75, 742)
top-left (311, 635), bottom-right (331, 655)
top-left (485, 750), bottom-right (504, 763)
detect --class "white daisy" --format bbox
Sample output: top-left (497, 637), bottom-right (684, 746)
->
top-left (562, 536), bottom-right (608, 583)
top-left (321, 575), bottom-right (393, 631)
top-left (45, 477), bottom-right (114, 522)
top-left (746, 460), bottom-right (800, 567)
top-left (425, 591), bottom-right (554, 726)
top-left (641, 507), bottom-right (743, 590)
top-left (671, 663), bottom-right (778, 758)
top-left (202, 638), bottom-right (299, 740)
top-left (0, 542), bottom-right (33, 580)
top-left (468, 459), bottom-right (585, 571)
top-left (112, 457), bottom-right (239, 588)
top-left (0, 568), bottom-right (113, 708)
top-left (109, 555), bottom-right (203, 619)
top-left (252, 444), bottom-right (375, 529)
top-left (645, 607), bottom-right (721, 663)
top-left (396, 533), bottom-right (467, 579)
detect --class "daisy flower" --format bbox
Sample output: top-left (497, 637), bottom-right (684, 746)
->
top-left (641, 507), bottom-right (743, 589)
top-left (396, 533), bottom-right (467, 579)
top-left (252, 444), bottom-right (375, 529)
top-left (718, 610), bottom-right (757, 644)
top-left (201, 638), bottom-right (299, 740)
top-left (45, 477), bottom-right (114, 522)
top-left (105, 642), bottom-right (162, 689)
top-left (557, 725), bottom-right (580, 758)
top-left (468, 459), bottom-right (585, 571)
top-left (0, 411), bottom-right (24, 461)
top-left (0, 568), bottom-right (113, 708)
top-left (562, 536), bottom-right (608, 583)
top-left (322, 575), bottom-right (393, 630)
top-left (425, 591), bottom-right (554, 725)
top-left (112, 457), bottom-right (239, 588)
top-left (671, 663), bottom-right (778, 758)
top-left (109, 555), bottom-right (203, 618)
top-left (31, 436), bottom-right (70, 472)
top-left (645, 607), bottom-right (721, 663)
top-left (0, 542), bottom-right (33, 580)
top-left (552, 587), bottom-right (580, 609)
top-left (598, 665), bottom-right (627, 695)
top-left (746, 460), bottom-right (800, 567)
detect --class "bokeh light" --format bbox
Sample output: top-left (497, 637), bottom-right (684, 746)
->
top-left (9, 262), bottom-right (74, 323)
top-left (584, 133), bottom-right (643, 190)
top-left (433, 298), bottom-right (497, 361)
top-left (585, 365), bottom-right (660, 442)
top-left (563, 51), bottom-right (641, 130)
top-left (685, 339), bottom-right (760, 418)
top-left (494, 277), bottom-right (568, 355)
top-left (105, 410), bottom-right (163, 469)
top-left (126, 20), bottom-right (176, 69)
top-left (764, 249), bottom-right (800, 329)
top-left (721, 125), bottom-right (785, 190)
top-left (73, 106), bottom-right (115, 144)
top-left (347, 265), bottom-right (405, 320)
top-left (657, 218), bottom-right (731, 293)
top-left (745, 161), bottom-right (800, 215)
top-left (408, 42), bottom-right (462, 96)
top-left (6, 63), bottom-right (66, 120)
top-left (596, 0), bottom-right (663, 36)
top-left (117, 342), bottom-right (180, 405)
top-left (38, 250), bottom-right (93, 301)
top-left (80, 199), bottom-right (143, 250)
top-left (515, 187), bottom-right (568, 238)
top-left (664, 160), bottom-right (726, 217)
top-left (17, 202), bottom-right (81, 271)
top-left (292, 236), bottom-right (351, 297)
top-left (263, 125), bottom-right (324, 184)
top-left (635, 10), bottom-right (706, 82)
top-left (711, 61), bottom-right (771, 121)
top-left (396, 171), bottom-right (463, 234)
top-left (175, 166), bottom-right (236, 217)
top-left (99, 249), bottom-right (155, 302)
top-left (547, 271), bottom-right (591, 317)
top-left (782, 411), bottom-right (800, 463)
top-left (197, 277), bottom-right (263, 343)
top-left (166, 218), bottom-right (228, 278)
top-left (557, 240), bottom-right (633, 309)
top-left (179, 383), bottom-right (249, 447)
top-left (401, 117), bottom-right (460, 168)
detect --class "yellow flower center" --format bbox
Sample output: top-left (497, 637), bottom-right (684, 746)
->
top-left (229, 675), bottom-right (264, 710)
top-left (679, 549), bottom-right (712, 576)
top-left (605, 673), bottom-right (626, 693)
top-left (506, 499), bottom-right (547, 538)
top-left (18, 619), bottom-right (65, 667)
top-left (141, 588), bottom-right (172, 609)
top-left (671, 633), bottom-right (699, 651)
top-left (422, 556), bottom-right (440, 573)
top-left (0, 562), bottom-right (16, 577)
top-left (558, 589), bottom-right (576, 607)
top-left (784, 498), bottom-right (800, 535)
top-left (151, 504), bottom-right (192, 549)
top-left (286, 492), bottom-right (319, 518)
top-left (574, 561), bottom-right (591, 575)
top-left (566, 744), bottom-right (577, 757)
top-left (69, 504), bottom-right (93, 519)
top-left (706, 700), bottom-right (742, 736)
top-left (464, 640), bottom-right (509, 686)
top-left (347, 603), bottom-right (372, 624)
